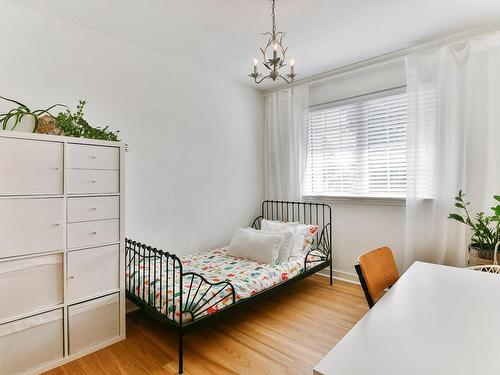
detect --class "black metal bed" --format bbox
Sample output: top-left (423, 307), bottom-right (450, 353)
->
top-left (125, 200), bottom-right (332, 374)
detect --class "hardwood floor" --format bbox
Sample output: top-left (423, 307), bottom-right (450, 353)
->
top-left (45, 275), bottom-right (368, 375)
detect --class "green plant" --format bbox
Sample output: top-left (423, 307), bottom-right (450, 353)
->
top-left (0, 96), bottom-right (66, 132)
top-left (56, 100), bottom-right (119, 141)
top-left (448, 190), bottom-right (500, 250)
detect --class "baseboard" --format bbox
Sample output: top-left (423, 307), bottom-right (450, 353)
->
top-left (317, 268), bottom-right (360, 284)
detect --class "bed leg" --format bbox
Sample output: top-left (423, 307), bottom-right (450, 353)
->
top-left (329, 258), bottom-right (333, 285)
top-left (178, 332), bottom-right (184, 374)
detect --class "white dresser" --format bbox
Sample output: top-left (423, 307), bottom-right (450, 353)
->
top-left (0, 130), bottom-right (125, 374)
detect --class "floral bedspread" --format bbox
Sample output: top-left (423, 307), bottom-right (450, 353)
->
top-left (126, 247), bottom-right (325, 323)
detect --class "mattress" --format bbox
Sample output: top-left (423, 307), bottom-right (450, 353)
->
top-left (126, 247), bottom-right (325, 323)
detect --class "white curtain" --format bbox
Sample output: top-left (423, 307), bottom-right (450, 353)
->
top-left (405, 31), bottom-right (500, 269)
top-left (264, 84), bottom-right (309, 201)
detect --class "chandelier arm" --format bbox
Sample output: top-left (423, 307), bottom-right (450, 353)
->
top-left (254, 75), bottom-right (269, 84)
top-left (280, 75), bottom-right (295, 84)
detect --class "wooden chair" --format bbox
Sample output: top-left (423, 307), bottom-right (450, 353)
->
top-left (355, 247), bottom-right (399, 308)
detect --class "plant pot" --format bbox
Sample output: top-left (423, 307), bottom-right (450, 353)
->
top-left (468, 245), bottom-right (496, 266)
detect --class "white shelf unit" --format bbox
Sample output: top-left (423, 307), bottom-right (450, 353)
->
top-left (0, 130), bottom-right (125, 375)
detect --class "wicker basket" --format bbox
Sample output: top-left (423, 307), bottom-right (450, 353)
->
top-left (468, 242), bottom-right (500, 274)
top-left (468, 245), bottom-right (497, 266)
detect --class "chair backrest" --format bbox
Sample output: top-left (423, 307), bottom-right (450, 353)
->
top-left (356, 247), bottom-right (399, 308)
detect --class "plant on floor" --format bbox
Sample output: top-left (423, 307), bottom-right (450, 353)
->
top-left (448, 190), bottom-right (500, 251)
top-left (56, 100), bottom-right (119, 141)
top-left (0, 96), bottom-right (67, 132)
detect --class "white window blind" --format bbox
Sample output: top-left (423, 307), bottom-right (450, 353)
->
top-left (304, 88), bottom-right (407, 198)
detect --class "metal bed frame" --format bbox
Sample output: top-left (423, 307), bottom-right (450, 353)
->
top-left (125, 200), bottom-right (333, 374)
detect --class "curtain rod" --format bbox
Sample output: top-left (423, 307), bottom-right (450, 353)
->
top-left (262, 20), bottom-right (500, 97)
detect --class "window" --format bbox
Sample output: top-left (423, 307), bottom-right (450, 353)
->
top-left (304, 88), bottom-right (407, 198)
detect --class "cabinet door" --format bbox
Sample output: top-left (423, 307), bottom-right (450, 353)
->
top-left (67, 170), bottom-right (120, 194)
top-left (0, 254), bottom-right (63, 322)
top-left (0, 198), bottom-right (64, 258)
top-left (67, 245), bottom-right (120, 303)
top-left (68, 294), bottom-right (120, 355)
top-left (67, 219), bottom-right (120, 249)
top-left (67, 144), bottom-right (119, 170)
top-left (0, 138), bottom-right (63, 195)
top-left (67, 196), bottom-right (120, 223)
top-left (0, 309), bottom-right (63, 374)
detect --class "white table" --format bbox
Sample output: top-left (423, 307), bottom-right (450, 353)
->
top-left (314, 261), bottom-right (500, 375)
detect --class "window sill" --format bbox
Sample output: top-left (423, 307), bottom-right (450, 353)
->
top-left (303, 194), bottom-right (406, 207)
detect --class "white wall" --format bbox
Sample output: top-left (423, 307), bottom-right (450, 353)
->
top-left (321, 201), bottom-right (406, 282)
top-left (0, 2), bottom-right (264, 254)
top-left (309, 61), bottom-right (407, 281)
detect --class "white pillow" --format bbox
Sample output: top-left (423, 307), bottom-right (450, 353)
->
top-left (261, 219), bottom-right (318, 258)
top-left (261, 218), bottom-right (299, 232)
top-left (292, 224), bottom-right (319, 257)
top-left (227, 227), bottom-right (283, 264)
top-left (252, 227), bottom-right (294, 262)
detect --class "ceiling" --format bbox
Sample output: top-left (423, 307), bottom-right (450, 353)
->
top-left (11, 0), bottom-right (500, 90)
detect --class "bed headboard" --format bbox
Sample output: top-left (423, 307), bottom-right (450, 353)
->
top-left (251, 200), bottom-right (332, 259)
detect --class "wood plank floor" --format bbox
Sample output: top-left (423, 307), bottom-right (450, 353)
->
top-left (45, 275), bottom-right (368, 375)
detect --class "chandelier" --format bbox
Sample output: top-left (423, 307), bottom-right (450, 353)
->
top-left (250, 0), bottom-right (296, 84)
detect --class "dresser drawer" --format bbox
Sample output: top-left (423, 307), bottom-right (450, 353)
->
top-left (67, 144), bottom-right (119, 170)
top-left (0, 138), bottom-right (63, 195)
top-left (67, 245), bottom-right (120, 303)
top-left (0, 254), bottom-right (63, 323)
top-left (68, 196), bottom-right (120, 223)
top-left (0, 309), bottom-right (63, 375)
top-left (0, 198), bottom-right (64, 258)
top-left (67, 219), bottom-right (120, 249)
top-left (68, 294), bottom-right (120, 355)
top-left (67, 169), bottom-right (119, 194)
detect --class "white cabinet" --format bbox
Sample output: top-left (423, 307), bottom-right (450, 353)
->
top-left (0, 309), bottom-right (64, 375)
top-left (0, 137), bottom-right (63, 195)
top-left (67, 245), bottom-right (120, 303)
top-left (0, 198), bottom-right (64, 258)
top-left (68, 293), bottom-right (120, 355)
top-left (0, 254), bottom-right (63, 323)
top-left (0, 131), bottom-right (125, 374)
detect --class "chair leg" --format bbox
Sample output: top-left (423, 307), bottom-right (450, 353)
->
top-left (355, 264), bottom-right (374, 309)
top-left (178, 332), bottom-right (184, 374)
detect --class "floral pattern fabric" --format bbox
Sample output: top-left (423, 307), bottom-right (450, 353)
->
top-left (126, 247), bottom-right (325, 323)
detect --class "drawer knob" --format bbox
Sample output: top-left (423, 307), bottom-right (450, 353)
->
top-left (90, 155), bottom-right (97, 159)
top-left (90, 207), bottom-right (97, 211)
top-left (69, 275), bottom-right (75, 279)
top-left (90, 180), bottom-right (97, 183)
top-left (54, 222), bottom-right (61, 226)
top-left (91, 231), bottom-right (98, 235)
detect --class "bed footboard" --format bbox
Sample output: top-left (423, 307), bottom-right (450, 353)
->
top-left (125, 239), bottom-right (236, 328)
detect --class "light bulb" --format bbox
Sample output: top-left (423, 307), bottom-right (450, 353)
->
top-left (253, 58), bottom-right (259, 66)
top-left (290, 59), bottom-right (295, 66)
top-left (273, 44), bottom-right (278, 51)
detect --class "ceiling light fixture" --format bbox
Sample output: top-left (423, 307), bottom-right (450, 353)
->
top-left (250, 0), bottom-right (296, 84)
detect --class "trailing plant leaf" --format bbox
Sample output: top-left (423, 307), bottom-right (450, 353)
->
top-left (55, 100), bottom-right (119, 141)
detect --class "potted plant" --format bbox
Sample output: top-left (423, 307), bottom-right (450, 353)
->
top-left (448, 191), bottom-right (500, 266)
top-left (0, 96), bottom-right (119, 141)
